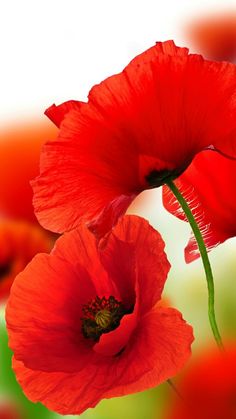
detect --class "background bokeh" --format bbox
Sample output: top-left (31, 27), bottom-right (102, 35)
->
top-left (1, 1), bottom-right (236, 418)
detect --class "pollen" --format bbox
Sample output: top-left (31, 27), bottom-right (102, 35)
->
top-left (81, 296), bottom-right (128, 342)
top-left (95, 309), bottom-right (112, 328)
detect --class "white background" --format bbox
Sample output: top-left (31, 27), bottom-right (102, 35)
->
top-left (1, 0), bottom-right (236, 124)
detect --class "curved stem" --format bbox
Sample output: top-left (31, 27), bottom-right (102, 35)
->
top-left (166, 179), bottom-right (224, 350)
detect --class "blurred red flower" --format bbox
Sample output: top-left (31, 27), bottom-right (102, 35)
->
top-left (0, 402), bottom-right (22, 419)
top-left (32, 40), bottom-right (236, 238)
top-left (0, 220), bottom-right (53, 302)
top-left (187, 12), bottom-right (236, 62)
top-left (163, 150), bottom-right (236, 262)
top-left (6, 215), bottom-right (193, 415)
top-left (165, 344), bottom-right (236, 419)
top-left (0, 119), bottom-right (57, 223)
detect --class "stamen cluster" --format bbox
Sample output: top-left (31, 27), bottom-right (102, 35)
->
top-left (81, 296), bottom-right (128, 341)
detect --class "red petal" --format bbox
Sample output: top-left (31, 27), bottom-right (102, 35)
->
top-left (88, 194), bottom-right (136, 240)
top-left (7, 254), bottom-right (96, 373)
top-left (103, 307), bottom-right (193, 398)
top-left (12, 358), bottom-right (104, 415)
top-left (6, 227), bottom-right (119, 373)
top-left (33, 42), bottom-right (236, 235)
top-left (54, 225), bottom-right (116, 297)
top-left (45, 100), bottom-right (83, 128)
top-left (163, 150), bottom-right (236, 262)
top-left (100, 215), bottom-right (170, 314)
top-left (12, 306), bottom-right (193, 415)
top-left (94, 309), bottom-right (138, 356)
top-left (129, 40), bottom-right (189, 66)
top-left (32, 104), bottom-right (140, 234)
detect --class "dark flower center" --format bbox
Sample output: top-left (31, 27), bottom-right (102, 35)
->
top-left (146, 168), bottom-right (183, 187)
top-left (81, 296), bottom-right (129, 342)
top-left (0, 260), bottom-right (12, 281)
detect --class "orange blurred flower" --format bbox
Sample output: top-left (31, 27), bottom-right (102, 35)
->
top-left (165, 344), bottom-right (236, 419)
top-left (0, 220), bottom-right (53, 302)
top-left (0, 402), bottom-right (22, 419)
top-left (187, 12), bottom-right (236, 61)
top-left (0, 118), bottom-right (58, 223)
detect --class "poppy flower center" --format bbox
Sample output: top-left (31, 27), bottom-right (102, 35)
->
top-left (95, 309), bottom-right (112, 328)
top-left (81, 296), bottom-right (128, 342)
top-left (0, 259), bottom-right (12, 280)
top-left (146, 162), bottom-right (191, 188)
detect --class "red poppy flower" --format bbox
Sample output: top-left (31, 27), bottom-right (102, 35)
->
top-left (163, 150), bottom-right (236, 262)
top-left (165, 344), bottom-right (236, 419)
top-left (32, 40), bottom-right (236, 239)
top-left (0, 402), bottom-right (22, 419)
top-left (0, 118), bottom-right (57, 223)
top-left (0, 220), bottom-right (53, 301)
top-left (187, 12), bottom-right (236, 62)
top-left (6, 215), bottom-right (193, 415)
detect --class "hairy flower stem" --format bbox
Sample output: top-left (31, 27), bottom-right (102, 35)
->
top-left (166, 179), bottom-right (224, 351)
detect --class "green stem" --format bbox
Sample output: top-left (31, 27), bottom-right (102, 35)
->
top-left (166, 179), bottom-right (224, 350)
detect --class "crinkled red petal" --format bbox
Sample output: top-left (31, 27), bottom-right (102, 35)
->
top-left (88, 194), bottom-right (136, 240)
top-left (45, 100), bottom-right (83, 128)
top-left (12, 306), bottom-right (193, 415)
top-left (100, 215), bottom-right (170, 314)
top-left (163, 150), bottom-right (236, 262)
top-left (33, 41), bottom-right (236, 236)
top-left (6, 226), bottom-right (117, 373)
